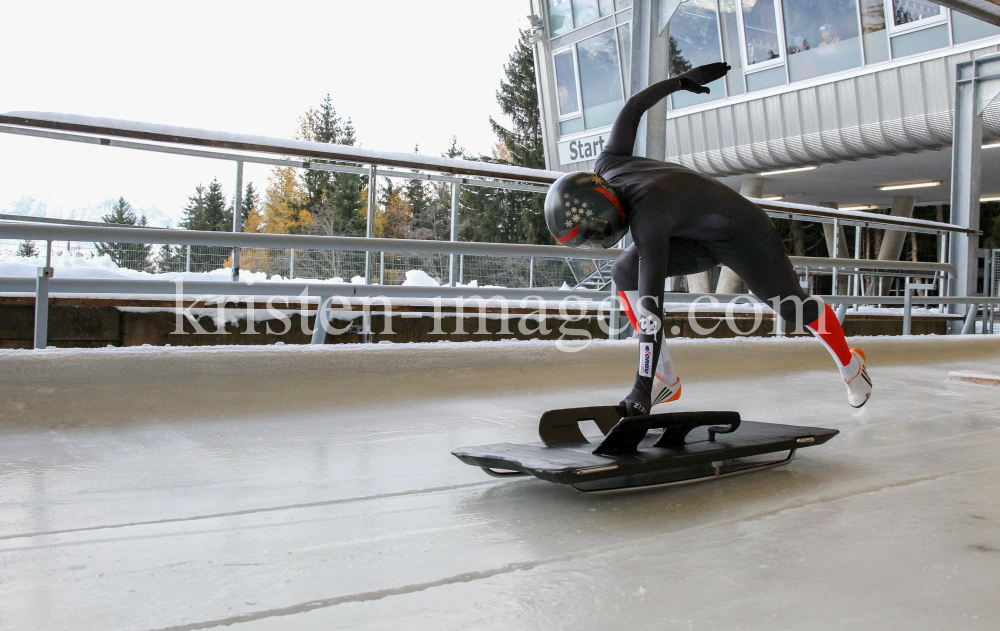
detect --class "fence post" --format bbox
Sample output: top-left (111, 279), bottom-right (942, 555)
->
top-left (449, 182), bottom-right (460, 287)
top-left (186, 244), bottom-right (191, 272)
top-left (364, 166), bottom-right (376, 284)
top-left (34, 240), bottom-right (54, 349)
top-left (310, 295), bottom-right (331, 345)
top-left (529, 257), bottom-right (534, 288)
top-left (831, 218), bottom-right (840, 297)
top-left (962, 303), bottom-right (979, 334)
top-left (853, 223), bottom-right (862, 311)
top-left (289, 248), bottom-right (295, 279)
top-left (231, 161), bottom-right (244, 281)
top-left (380, 251), bottom-right (385, 285)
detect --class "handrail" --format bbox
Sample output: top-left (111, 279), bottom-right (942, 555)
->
top-left (0, 112), bottom-right (972, 235)
top-left (0, 221), bottom-right (957, 273)
top-left (2, 277), bottom-right (996, 306)
top-left (0, 112), bottom-right (565, 184)
top-left (0, 221), bottom-right (624, 261)
top-left (751, 198), bottom-right (974, 235)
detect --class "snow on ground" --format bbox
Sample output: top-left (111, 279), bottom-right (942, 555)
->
top-left (0, 251), bottom-right (487, 289)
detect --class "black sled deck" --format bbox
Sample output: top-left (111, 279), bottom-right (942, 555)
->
top-left (452, 406), bottom-right (838, 493)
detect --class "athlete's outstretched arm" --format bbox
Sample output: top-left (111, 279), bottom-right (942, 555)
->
top-left (603, 62), bottom-right (731, 157)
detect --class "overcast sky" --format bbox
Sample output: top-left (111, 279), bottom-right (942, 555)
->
top-left (0, 0), bottom-right (533, 225)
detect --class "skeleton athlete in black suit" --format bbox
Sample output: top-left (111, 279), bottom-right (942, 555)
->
top-left (544, 62), bottom-right (871, 416)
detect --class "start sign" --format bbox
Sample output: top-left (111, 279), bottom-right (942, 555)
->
top-left (557, 131), bottom-right (610, 165)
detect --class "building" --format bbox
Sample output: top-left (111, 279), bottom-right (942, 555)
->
top-left (529, 0), bottom-right (1000, 212)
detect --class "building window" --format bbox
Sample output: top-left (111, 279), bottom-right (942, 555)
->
top-left (548, 0), bottom-right (574, 36)
top-left (668, 0), bottom-right (726, 109)
top-left (859, 0), bottom-right (890, 64)
top-left (891, 0), bottom-right (941, 28)
top-left (741, 0), bottom-right (783, 66)
top-left (719, 0), bottom-right (745, 95)
top-left (618, 23), bottom-right (632, 94)
top-left (781, 0), bottom-right (862, 82)
top-left (577, 29), bottom-right (625, 129)
top-left (572, 0), bottom-right (602, 28)
top-left (554, 50), bottom-right (582, 117)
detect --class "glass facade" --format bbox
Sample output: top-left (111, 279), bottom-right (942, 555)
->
top-left (892, 0), bottom-right (941, 27)
top-left (547, 0), bottom-right (1000, 144)
top-left (719, 0), bottom-right (745, 96)
top-left (548, 0), bottom-right (574, 36)
top-left (741, 0), bottom-right (782, 65)
top-left (572, 0), bottom-right (602, 28)
top-left (782, 0), bottom-right (862, 82)
top-left (860, 0), bottom-right (890, 64)
top-left (554, 50), bottom-right (580, 116)
top-left (617, 23), bottom-right (632, 94)
top-left (667, 0), bottom-right (726, 108)
top-left (577, 29), bottom-right (626, 128)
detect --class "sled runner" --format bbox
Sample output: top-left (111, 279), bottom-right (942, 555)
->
top-left (452, 407), bottom-right (838, 493)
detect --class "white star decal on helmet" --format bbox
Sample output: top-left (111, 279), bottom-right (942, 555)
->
top-left (585, 209), bottom-right (593, 217)
top-left (565, 220), bottom-right (575, 227)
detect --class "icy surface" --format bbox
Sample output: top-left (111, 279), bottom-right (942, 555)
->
top-left (1, 338), bottom-right (999, 630)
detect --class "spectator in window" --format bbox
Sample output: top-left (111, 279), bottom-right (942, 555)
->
top-left (819, 24), bottom-right (840, 46)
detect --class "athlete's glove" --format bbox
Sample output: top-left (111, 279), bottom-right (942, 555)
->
top-left (678, 62), bottom-right (731, 88)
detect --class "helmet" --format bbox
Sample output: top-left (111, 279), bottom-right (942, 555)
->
top-left (544, 172), bottom-right (629, 249)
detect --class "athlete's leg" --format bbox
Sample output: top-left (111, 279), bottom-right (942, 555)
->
top-left (611, 239), bottom-right (717, 414)
top-left (706, 202), bottom-right (871, 407)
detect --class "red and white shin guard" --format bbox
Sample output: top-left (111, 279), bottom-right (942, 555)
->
top-left (806, 303), bottom-right (872, 407)
top-left (619, 290), bottom-right (681, 406)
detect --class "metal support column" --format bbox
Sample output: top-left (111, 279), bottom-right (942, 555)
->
top-left (949, 54), bottom-right (1000, 330)
top-left (448, 182), bottom-right (460, 287)
top-left (832, 218), bottom-right (841, 296)
top-left (34, 240), bottom-right (53, 349)
top-left (186, 244), bottom-right (191, 272)
top-left (289, 248), bottom-right (295, 279)
top-left (231, 161), bottom-right (244, 281)
top-left (379, 251), bottom-right (385, 286)
top-left (853, 224), bottom-right (862, 310)
top-left (529, 257), bottom-right (535, 288)
top-left (364, 166), bottom-right (376, 284)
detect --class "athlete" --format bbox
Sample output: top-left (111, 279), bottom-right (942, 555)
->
top-left (544, 62), bottom-right (872, 416)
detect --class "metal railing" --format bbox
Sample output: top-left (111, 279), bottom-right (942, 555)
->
top-left (0, 111), bottom-right (994, 347)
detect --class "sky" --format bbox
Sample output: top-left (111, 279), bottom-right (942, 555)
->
top-left (0, 0), bottom-right (533, 226)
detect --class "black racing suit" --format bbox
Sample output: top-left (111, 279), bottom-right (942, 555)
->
top-left (598, 76), bottom-right (819, 412)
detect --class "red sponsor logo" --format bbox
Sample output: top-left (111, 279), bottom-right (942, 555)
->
top-left (556, 225), bottom-right (579, 244)
top-left (594, 186), bottom-right (626, 222)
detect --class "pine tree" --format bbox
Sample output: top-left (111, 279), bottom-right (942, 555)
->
top-left (464, 31), bottom-right (552, 245)
top-left (16, 240), bottom-right (38, 257)
top-left (296, 95), bottom-right (367, 237)
top-left (95, 197), bottom-right (152, 270)
top-left (179, 181), bottom-right (231, 271)
top-left (489, 31), bottom-right (545, 170)
top-left (242, 182), bottom-right (259, 227)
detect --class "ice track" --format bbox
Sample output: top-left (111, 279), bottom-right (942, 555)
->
top-left (1, 337), bottom-right (999, 630)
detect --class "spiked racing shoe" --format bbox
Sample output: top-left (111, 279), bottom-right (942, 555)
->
top-left (652, 375), bottom-right (682, 407)
top-left (845, 348), bottom-right (872, 408)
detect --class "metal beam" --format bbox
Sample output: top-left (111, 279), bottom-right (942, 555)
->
top-left (933, 0), bottom-right (1000, 28)
top-left (0, 112), bottom-right (564, 184)
top-left (950, 54), bottom-right (1000, 318)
